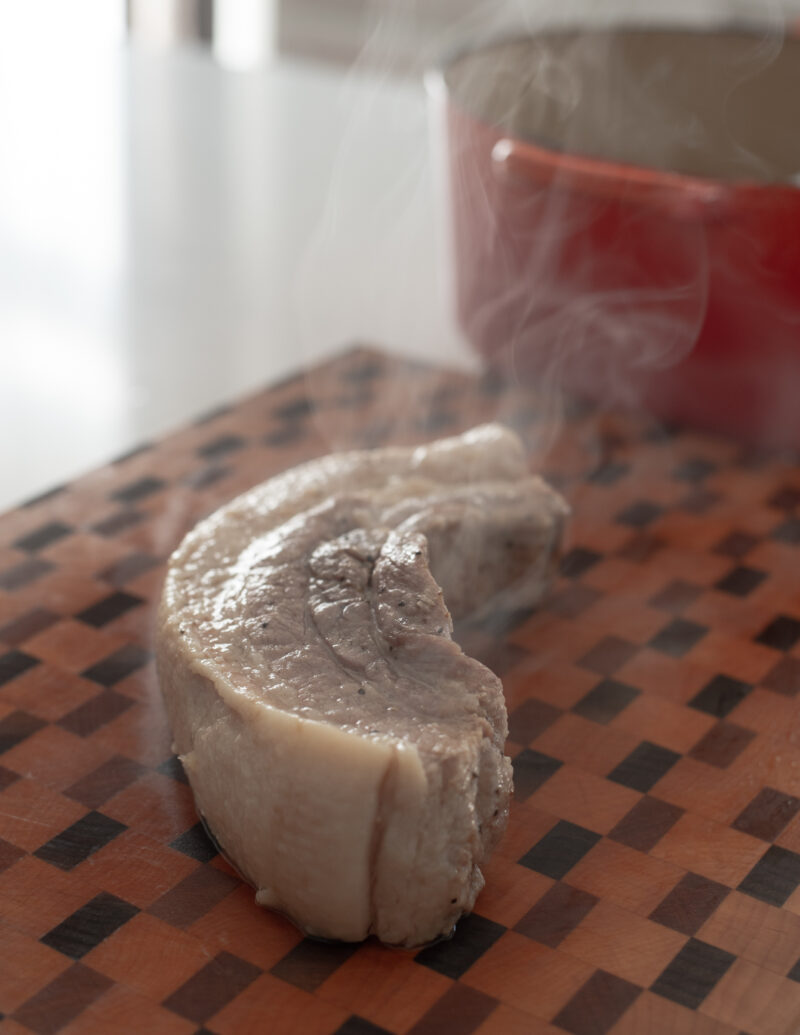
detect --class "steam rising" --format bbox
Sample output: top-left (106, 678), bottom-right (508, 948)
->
top-left (295, 0), bottom-right (796, 460)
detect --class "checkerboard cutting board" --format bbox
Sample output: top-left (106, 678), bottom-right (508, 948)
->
top-left (2, 346), bottom-right (800, 1035)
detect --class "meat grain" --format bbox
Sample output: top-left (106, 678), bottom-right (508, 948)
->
top-left (156, 424), bottom-right (568, 946)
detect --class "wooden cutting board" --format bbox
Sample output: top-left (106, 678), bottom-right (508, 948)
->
top-left (2, 346), bottom-right (800, 1035)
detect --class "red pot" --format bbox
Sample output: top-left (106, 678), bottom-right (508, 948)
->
top-left (428, 27), bottom-right (800, 445)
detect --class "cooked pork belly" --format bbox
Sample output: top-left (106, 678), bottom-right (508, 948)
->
top-left (156, 424), bottom-right (568, 946)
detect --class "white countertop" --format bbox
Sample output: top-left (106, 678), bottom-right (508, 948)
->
top-left (0, 39), bottom-right (471, 512)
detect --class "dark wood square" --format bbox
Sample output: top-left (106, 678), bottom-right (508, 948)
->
top-left (650, 938), bottom-right (735, 1010)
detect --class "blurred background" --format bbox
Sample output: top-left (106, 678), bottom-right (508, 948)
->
top-left (1, 0), bottom-right (798, 510)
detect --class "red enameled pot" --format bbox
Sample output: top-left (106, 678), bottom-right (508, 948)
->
top-left (428, 26), bottom-right (800, 445)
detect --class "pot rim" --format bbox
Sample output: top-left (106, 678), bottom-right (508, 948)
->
top-left (424, 21), bottom-right (800, 200)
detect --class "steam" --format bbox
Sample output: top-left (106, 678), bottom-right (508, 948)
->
top-left (294, 0), bottom-right (796, 461)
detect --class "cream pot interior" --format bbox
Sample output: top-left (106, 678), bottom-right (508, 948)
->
top-left (443, 27), bottom-right (800, 184)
